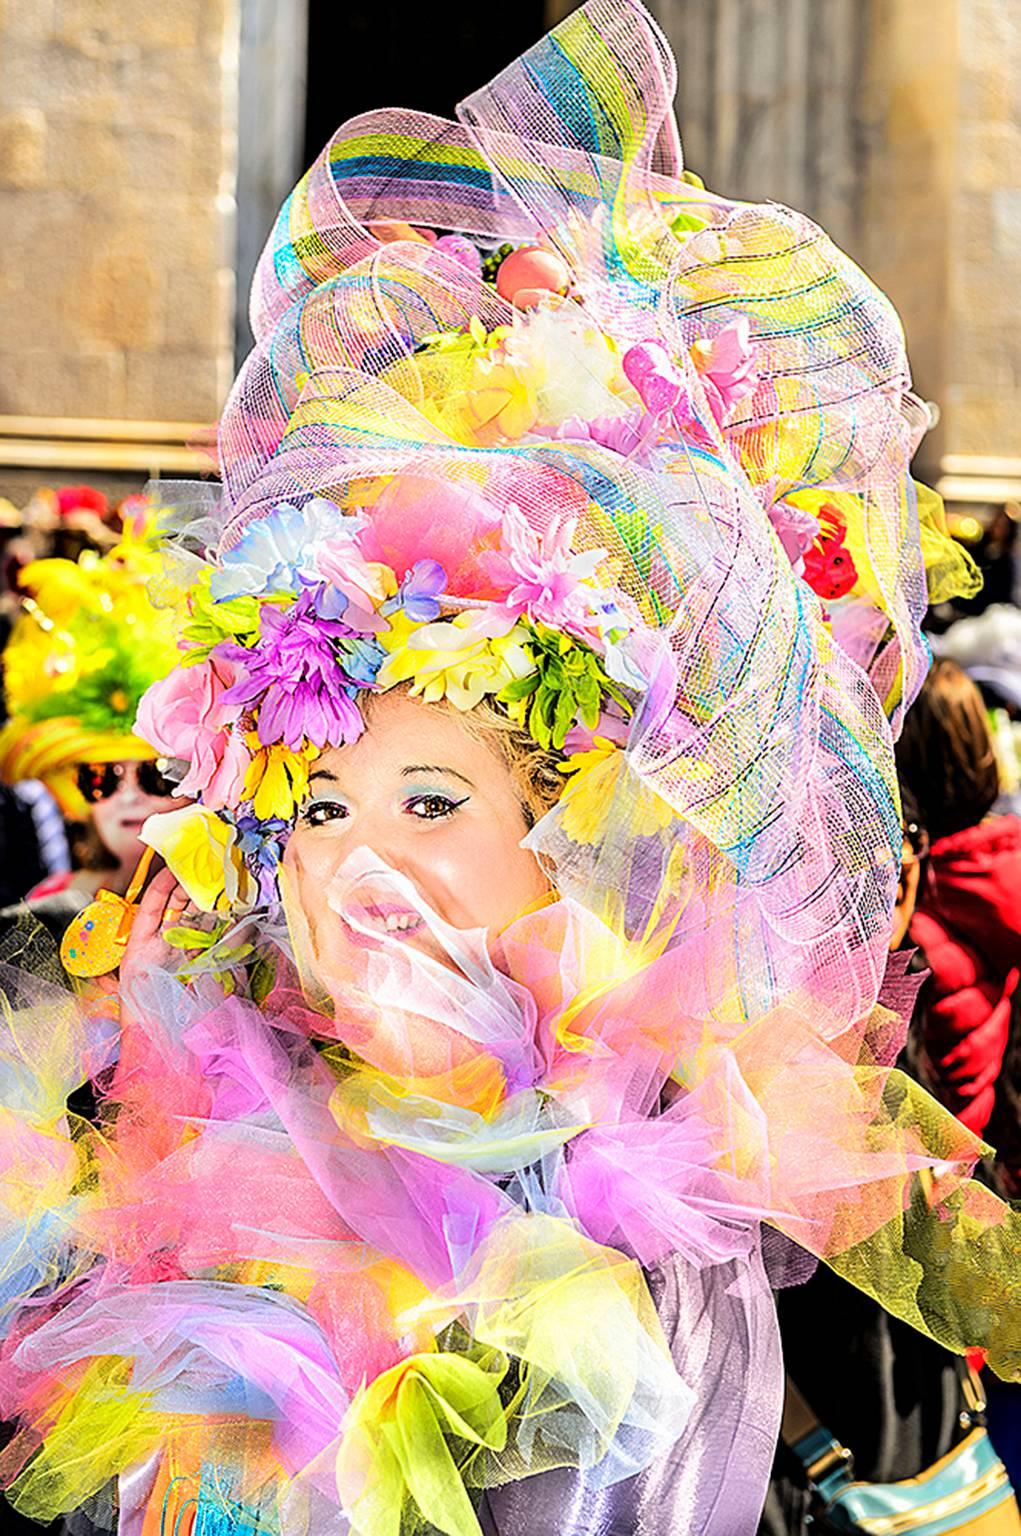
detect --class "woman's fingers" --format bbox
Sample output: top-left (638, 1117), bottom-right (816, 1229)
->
top-left (130, 866), bottom-right (179, 945)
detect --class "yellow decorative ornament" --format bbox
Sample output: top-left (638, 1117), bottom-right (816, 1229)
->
top-left (61, 847), bottom-right (155, 978)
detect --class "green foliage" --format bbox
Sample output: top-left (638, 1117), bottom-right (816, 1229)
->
top-left (499, 625), bottom-right (631, 750)
top-left (181, 569), bottom-right (264, 662)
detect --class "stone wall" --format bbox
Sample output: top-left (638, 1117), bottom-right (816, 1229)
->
top-left (0, 0), bottom-right (239, 426)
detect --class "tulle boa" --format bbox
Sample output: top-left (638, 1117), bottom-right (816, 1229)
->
top-left (0, 879), bottom-right (1018, 1536)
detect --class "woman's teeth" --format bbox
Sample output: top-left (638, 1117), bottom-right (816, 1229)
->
top-left (384, 912), bottom-right (418, 932)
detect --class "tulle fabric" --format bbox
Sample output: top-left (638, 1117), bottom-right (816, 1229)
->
top-left (1, 867), bottom-right (1020, 1535)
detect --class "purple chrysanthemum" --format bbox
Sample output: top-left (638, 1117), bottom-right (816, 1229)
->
top-left (217, 589), bottom-right (365, 751)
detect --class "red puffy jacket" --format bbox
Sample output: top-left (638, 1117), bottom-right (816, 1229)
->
top-left (909, 816), bottom-right (1021, 1167)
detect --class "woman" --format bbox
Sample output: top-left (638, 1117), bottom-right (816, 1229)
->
top-left (896, 657), bottom-right (1021, 1181)
top-left (1, 6), bottom-right (1020, 1535)
top-left (0, 515), bottom-right (185, 927)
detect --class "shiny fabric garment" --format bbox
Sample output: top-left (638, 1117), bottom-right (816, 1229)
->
top-left (480, 1249), bottom-right (782, 1535)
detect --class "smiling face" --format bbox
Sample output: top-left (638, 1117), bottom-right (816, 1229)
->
top-left (282, 691), bottom-right (554, 991)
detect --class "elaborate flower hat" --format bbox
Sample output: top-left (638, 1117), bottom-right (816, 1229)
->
top-left (137, 0), bottom-right (977, 1020)
top-left (0, 508), bottom-right (179, 818)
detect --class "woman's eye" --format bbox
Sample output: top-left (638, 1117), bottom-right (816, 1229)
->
top-left (302, 800), bottom-right (349, 827)
top-left (406, 793), bottom-right (467, 820)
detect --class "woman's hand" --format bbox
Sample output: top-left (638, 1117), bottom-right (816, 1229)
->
top-left (119, 865), bottom-right (193, 995)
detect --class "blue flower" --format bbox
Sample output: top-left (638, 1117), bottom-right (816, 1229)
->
top-left (212, 499), bottom-right (362, 601)
top-left (380, 559), bottom-right (447, 623)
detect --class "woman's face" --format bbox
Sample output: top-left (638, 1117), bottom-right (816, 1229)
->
top-left (283, 692), bottom-right (551, 982)
top-left (88, 761), bottom-right (189, 870)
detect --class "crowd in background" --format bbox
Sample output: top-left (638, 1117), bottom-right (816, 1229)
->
top-left (2, 484), bottom-right (1021, 1527)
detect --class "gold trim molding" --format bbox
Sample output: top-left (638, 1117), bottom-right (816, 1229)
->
top-left (0, 415), bottom-right (216, 476)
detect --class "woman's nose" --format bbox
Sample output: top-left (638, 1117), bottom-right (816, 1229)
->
top-left (347, 811), bottom-right (423, 887)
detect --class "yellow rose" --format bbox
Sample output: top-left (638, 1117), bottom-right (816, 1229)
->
top-left (141, 804), bottom-right (256, 915)
top-left (377, 613), bottom-right (535, 711)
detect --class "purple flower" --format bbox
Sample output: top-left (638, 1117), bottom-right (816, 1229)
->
top-left (217, 589), bottom-right (365, 751)
top-left (235, 814), bottom-right (289, 906)
top-left (380, 559), bottom-right (447, 622)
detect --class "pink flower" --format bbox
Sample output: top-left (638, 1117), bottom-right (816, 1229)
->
top-left (314, 542), bottom-right (391, 632)
top-left (555, 412), bottom-right (656, 463)
top-left (483, 505), bottom-right (607, 634)
top-left (767, 500), bottom-right (820, 574)
top-left (135, 658), bottom-right (251, 809)
top-left (690, 317), bottom-right (758, 426)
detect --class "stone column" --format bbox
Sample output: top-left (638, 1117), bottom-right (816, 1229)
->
top-left (0, 0), bottom-right (240, 454)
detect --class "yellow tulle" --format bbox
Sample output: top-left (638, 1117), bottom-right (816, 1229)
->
top-left (337, 1347), bottom-right (510, 1536)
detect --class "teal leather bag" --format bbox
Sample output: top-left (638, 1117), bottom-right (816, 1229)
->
top-left (784, 1371), bottom-right (1021, 1534)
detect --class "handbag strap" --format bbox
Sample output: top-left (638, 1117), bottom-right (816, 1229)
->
top-left (781, 1362), bottom-right (988, 1502)
top-left (780, 1375), bottom-right (856, 1502)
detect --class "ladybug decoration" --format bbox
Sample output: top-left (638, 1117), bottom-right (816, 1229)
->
top-left (801, 502), bottom-right (858, 601)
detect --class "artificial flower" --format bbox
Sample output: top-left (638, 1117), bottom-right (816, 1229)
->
top-left (482, 506), bottom-right (611, 641)
top-left (376, 611), bottom-right (536, 712)
top-left (766, 499), bottom-right (820, 575)
top-left (181, 568), bottom-right (264, 661)
top-left (141, 805), bottom-right (256, 915)
top-left (801, 504), bottom-right (859, 601)
top-left (135, 657), bottom-right (251, 808)
top-left (380, 560), bottom-right (447, 623)
top-left (558, 738), bottom-right (672, 844)
top-left (234, 814), bottom-right (290, 906)
top-left (314, 541), bottom-right (396, 630)
top-left (218, 589), bottom-right (366, 751)
top-left (243, 738), bottom-right (320, 821)
top-left (555, 411), bottom-right (657, 464)
top-left (689, 317), bottom-right (758, 426)
top-left (211, 498), bottom-right (352, 600)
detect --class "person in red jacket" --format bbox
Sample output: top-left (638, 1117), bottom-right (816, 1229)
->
top-left (896, 657), bottom-right (1021, 1180)
top-left (896, 657), bottom-right (1021, 1496)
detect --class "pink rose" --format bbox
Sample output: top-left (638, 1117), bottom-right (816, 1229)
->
top-left (135, 658), bottom-right (251, 809)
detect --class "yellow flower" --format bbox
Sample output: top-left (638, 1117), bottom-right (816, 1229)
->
top-left (141, 804), bottom-right (256, 915)
top-left (243, 736), bottom-right (320, 821)
top-left (559, 738), bottom-right (673, 845)
top-left (376, 612), bottom-right (536, 711)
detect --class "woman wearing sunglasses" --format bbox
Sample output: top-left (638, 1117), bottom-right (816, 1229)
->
top-left (0, 517), bottom-right (187, 930)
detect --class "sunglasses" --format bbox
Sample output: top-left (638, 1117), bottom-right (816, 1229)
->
top-left (76, 760), bottom-right (178, 806)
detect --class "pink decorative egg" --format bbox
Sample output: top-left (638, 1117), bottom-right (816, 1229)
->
top-left (435, 234), bottom-right (483, 275)
top-left (495, 246), bottom-right (570, 307)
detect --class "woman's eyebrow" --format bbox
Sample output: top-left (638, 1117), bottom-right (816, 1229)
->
top-left (308, 768), bottom-right (340, 784)
top-left (401, 763), bottom-right (474, 787)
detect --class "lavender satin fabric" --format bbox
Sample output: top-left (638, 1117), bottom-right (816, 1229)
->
top-left (480, 1247), bottom-right (783, 1536)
